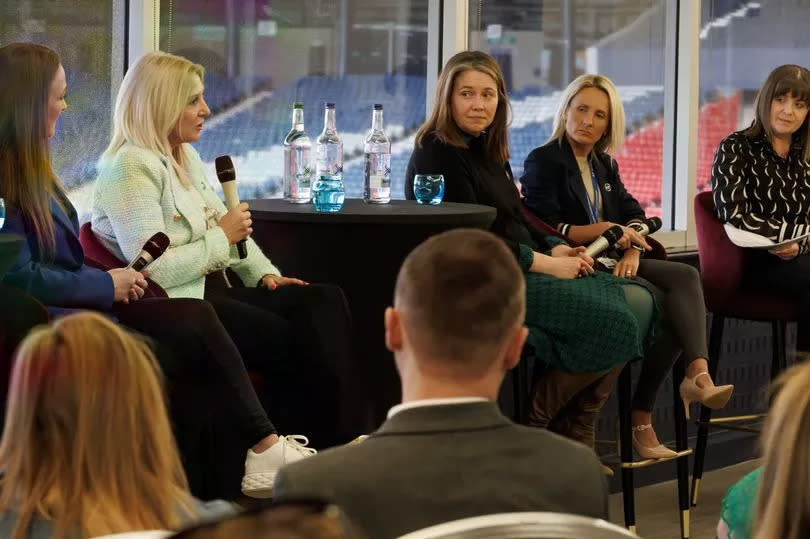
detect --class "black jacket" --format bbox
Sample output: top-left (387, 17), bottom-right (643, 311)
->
top-left (406, 132), bottom-right (560, 261)
top-left (519, 137), bottom-right (645, 235)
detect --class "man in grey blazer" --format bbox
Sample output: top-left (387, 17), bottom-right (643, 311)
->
top-left (274, 229), bottom-right (608, 538)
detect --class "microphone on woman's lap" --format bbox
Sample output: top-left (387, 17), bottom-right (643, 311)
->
top-left (628, 217), bottom-right (663, 238)
top-left (584, 225), bottom-right (624, 258)
top-left (214, 155), bottom-right (248, 259)
top-left (127, 232), bottom-right (170, 271)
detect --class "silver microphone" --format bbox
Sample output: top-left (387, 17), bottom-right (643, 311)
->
top-left (584, 225), bottom-right (624, 258)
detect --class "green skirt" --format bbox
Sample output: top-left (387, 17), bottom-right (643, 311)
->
top-left (523, 270), bottom-right (659, 372)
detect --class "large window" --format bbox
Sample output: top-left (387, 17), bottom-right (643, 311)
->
top-left (0, 1), bottom-right (120, 220)
top-left (160, 0), bottom-right (429, 200)
top-left (469, 0), bottom-right (668, 218)
top-left (697, 0), bottom-right (810, 194)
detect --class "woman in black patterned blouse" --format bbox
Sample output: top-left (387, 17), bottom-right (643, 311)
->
top-left (712, 64), bottom-right (810, 351)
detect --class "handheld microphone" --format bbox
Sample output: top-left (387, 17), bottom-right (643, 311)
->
top-left (628, 216), bottom-right (663, 237)
top-left (127, 232), bottom-right (170, 272)
top-left (214, 155), bottom-right (248, 259)
top-left (584, 225), bottom-right (623, 258)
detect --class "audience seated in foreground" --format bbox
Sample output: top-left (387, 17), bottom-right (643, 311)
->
top-left (170, 499), bottom-right (364, 539)
top-left (273, 228), bottom-right (608, 538)
top-left (0, 312), bottom-right (234, 539)
top-left (718, 360), bottom-right (810, 539)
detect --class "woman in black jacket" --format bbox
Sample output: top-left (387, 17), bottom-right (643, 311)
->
top-left (521, 74), bottom-right (733, 459)
top-left (406, 51), bottom-right (659, 462)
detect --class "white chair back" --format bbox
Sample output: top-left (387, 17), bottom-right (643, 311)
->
top-left (396, 512), bottom-right (639, 539)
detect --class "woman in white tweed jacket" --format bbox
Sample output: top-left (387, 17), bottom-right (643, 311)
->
top-left (92, 51), bottom-right (353, 498)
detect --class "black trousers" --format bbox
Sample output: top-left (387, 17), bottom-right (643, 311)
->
top-left (204, 283), bottom-right (353, 449)
top-left (746, 251), bottom-right (810, 351)
top-left (112, 297), bottom-right (276, 500)
top-left (613, 259), bottom-right (710, 412)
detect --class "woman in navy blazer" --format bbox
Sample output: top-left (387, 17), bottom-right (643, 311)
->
top-left (521, 74), bottom-right (734, 459)
top-left (0, 42), bottom-right (315, 500)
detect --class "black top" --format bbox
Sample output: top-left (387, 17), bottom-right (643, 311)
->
top-left (0, 234), bottom-right (24, 280)
top-left (246, 198), bottom-right (495, 226)
top-left (712, 130), bottom-right (810, 253)
top-left (406, 133), bottom-right (557, 261)
top-left (520, 137), bottom-right (645, 236)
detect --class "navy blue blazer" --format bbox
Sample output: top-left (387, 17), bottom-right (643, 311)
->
top-left (0, 196), bottom-right (113, 313)
top-left (519, 137), bottom-right (645, 235)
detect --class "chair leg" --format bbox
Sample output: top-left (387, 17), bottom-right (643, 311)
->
top-left (771, 320), bottom-right (787, 379)
top-left (618, 364), bottom-right (636, 534)
top-left (672, 356), bottom-right (690, 539)
top-left (691, 313), bottom-right (724, 507)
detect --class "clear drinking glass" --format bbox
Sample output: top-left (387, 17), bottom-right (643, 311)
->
top-left (0, 198), bottom-right (5, 230)
top-left (413, 174), bottom-right (445, 205)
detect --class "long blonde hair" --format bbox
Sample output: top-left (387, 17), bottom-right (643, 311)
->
top-left (0, 312), bottom-right (196, 539)
top-left (755, 362), bottom-right (810, 539)
top-left (103, 51), bottom-right (205, 187)
top-left (415, 51), bottom-right (511, 164)
top-left (549, 73), bottom-right (626, 155)
top-left (0, 42), bottom-right (66, 258)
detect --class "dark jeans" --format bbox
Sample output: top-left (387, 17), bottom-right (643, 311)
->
top-left (112, 298), bottom-right (276, 443)
top-left (204, 283), bottom-right (353, 447)
top-left (112, 297), bottom-right (276, 500)
top-left (627, 259), bottom-right (710, 412)
top-left (746, 251), bottom-right (810, 351)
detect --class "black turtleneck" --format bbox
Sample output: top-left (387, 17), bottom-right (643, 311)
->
top-left (406, 132), bottom-right (558, 261)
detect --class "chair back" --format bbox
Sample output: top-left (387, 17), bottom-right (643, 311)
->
top-left (396, 512), bottom-right (639, 539)
top-left (78, 222), bottom-right (168, 298)
top-left (694, 191), bottom-right (745, 311)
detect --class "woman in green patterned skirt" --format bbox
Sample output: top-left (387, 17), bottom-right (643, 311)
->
top-left (406, 51), bottom-right (662, 456)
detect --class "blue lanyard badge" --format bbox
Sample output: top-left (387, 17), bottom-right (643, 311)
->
top-left (586, 161), bottom-right (600, 224)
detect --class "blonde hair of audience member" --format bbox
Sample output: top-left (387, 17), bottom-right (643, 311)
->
top-left (103, 51), bottom-right (205, 187)
top-left (415, 50), bottom-right (511, 164)
top-left (548, 73), bottom-right (626, 155)
top-left (754, 362), bottom-right (810, 539)
top-left (0, 312), bottom-right (197, 539)
top-left (0, 42), bottom-right (68, 257)
top-left (386, 229), bottom-right (527, 393)
top-left (744, 64), bottom-right (810, 160)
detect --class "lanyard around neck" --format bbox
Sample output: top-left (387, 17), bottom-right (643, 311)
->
top-left (582, 159), bottom-right (600, 224)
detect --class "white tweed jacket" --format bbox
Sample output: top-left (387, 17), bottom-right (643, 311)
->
top-left (91, 143), bottom-right (280, 299)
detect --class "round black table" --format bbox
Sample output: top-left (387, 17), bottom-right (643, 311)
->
top-left (248, 199), bottom-right (496, 438)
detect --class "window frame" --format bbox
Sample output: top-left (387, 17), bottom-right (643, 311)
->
top-left (128, 0), bottom-right (709, 252)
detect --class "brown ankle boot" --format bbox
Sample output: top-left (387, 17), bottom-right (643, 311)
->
top-left (528, 369), bottom-right (604, 429)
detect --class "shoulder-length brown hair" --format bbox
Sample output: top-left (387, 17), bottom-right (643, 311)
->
top-left (0, 312), bottom-right (196, 539)
top-left (0, 42), bottom-right (66, 258)
top-left (415, 50), bottom-right (511, 164)
top-left (744, 64), bottom-right (810, 160)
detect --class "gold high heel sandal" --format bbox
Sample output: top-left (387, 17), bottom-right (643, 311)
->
top-left (679, 371), bottom-right (734, 420)
top-left (631, 424), bottom-right (678, 459)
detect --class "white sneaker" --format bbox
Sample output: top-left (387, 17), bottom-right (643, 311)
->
top-left (241, 435), bottom-right (317, 498)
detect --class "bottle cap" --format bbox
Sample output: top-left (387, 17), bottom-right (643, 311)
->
top-left (294, 102), bottom-right (304, 109)
top-left (373, 104), bottom-right (383, 110)
top-left (325, 102), bottom-right (335, 108)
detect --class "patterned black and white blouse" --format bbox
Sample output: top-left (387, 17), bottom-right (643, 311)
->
top-left (712, 130), bottom-right (810, 253)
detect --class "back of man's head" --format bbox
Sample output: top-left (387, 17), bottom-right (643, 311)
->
top-left (393, 229), bottom-right (526, 375)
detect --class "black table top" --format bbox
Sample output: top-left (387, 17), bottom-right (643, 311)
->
top-left (247, 198), bottom-right (497, 225)
top-left (0, 234), bottom-right (24, 280)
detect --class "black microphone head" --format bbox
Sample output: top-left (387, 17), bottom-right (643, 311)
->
top-left (603, 225), bottom-right (624, 246)
top-left (215, 155), bottom-right (236, 183)
top-left (643, 216), bottom-right (663, 234)
top-left (143, 232), bottom-right (170, 259)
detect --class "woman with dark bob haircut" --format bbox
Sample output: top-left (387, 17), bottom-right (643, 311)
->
top-left (406, 50), bottom-right (660, 464)
top-left (712, 64), bottom-right (810, 354)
